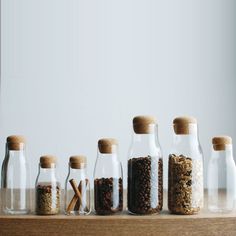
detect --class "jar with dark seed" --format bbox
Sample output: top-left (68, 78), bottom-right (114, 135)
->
top-left (94, 138), bottom-right (123, 215)
top-left (168, 117), bottom-right (204, 215)
top-left (35, 155), bottom-right (61, 215)
top-left (128, 116), bottom-right (163, 215)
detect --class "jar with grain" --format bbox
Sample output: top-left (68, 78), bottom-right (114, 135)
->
top-left (128, 116), bottom-right (163, 215)
top-left (1, 135), bottom-right (31, 214)
top-left (64, 155), bottom-right (91, 215)
top-left (168, 116), bottom-right (204, 215)
top-left (94, 138), bottom-right (123, 215)
top-left (35, 155), bottom-right (60, 215)
top-left (208, 136), bottom-right (236, 213)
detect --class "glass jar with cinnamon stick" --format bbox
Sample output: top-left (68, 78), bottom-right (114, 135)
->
top-left (94, 138), bottom-right (123, 215)
top-left (64, 156), bottom-right (91, 215)
top-left (35, 155), bottom-right (61, 215)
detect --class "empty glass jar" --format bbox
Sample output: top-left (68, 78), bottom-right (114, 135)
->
top-left (208, 136), bottom-right (236, 213)
top-left (168, 116), bottom-right (204, 215)
top-left (64, 155), bottom-right (91, 215)
top-left (128, 116), bottom-right (163, 215)
top-left (1, 135), bottom-right (31, 214)
top-left (35, 155), bottom-right (60, 215)
top-left (94, 138), bottom-right (123, 215)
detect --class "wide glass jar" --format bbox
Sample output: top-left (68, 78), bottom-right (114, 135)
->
top-left (64, 155), bottom-right (91, 215)
top-left (1, 135), bottom-right (31, 214)
top-left (168, 116), bottom-right (204, 215)
top-left (35, 155), bottom-right (60, 215)
top-left (208, 136), bottom-right (236, 213)
top-left (94, 138), bottom-right (123, 215)
top-left (128, 116), bottom-right (163, 215)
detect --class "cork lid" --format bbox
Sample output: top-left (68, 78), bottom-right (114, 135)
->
top-left (98, 138), bottom-right (118, 154)
top-left (40, 155), bottom-right (57, 168)
top-left (133, 116), bottom-right (156, 134)
top-left (7, 135), bottom-right (26, 150)
top-left (173, 116), bottom-right (197, 135)
top-left (212, 136), bottom-right (232, 151)
top-left (69, 155), bottom-right (87, 169)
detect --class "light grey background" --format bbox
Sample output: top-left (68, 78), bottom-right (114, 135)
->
top-left (1, 0), bottom-right (236, 188)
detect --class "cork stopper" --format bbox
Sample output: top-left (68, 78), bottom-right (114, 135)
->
top-left (133, 116), bottom-right (156, 134)
top-left (173, 116), bottom-right (197, 135)
top-left (40, 155), bottom-right (57, 168)
top-left (69, 155), bottom-right (87, 169)
top-left (98, 138), bottom-right (118, 154)
top-left (7, 135), bottom-right (26, 150)
top-left (212, 136), bottom-right (232, 151)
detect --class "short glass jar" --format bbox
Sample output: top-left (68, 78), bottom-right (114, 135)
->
top-left (35, 155), bottom-right (61, 215)
top-left (64, 155), bottom-right (91, 215)
top-left (94, 138), bottom-right (123, 215)
top-left (208, 136), bottom-right (236, 213)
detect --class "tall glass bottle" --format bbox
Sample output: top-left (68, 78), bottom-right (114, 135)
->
top-left (128, 116), bottom-right (163, 215)
top-left (1, 135), bottom-right (31, 214)
top-left (35, 155), bottom-right (60, 215)
top-left (168, 116), bottom-right (204, 215)
top-left (64, 155), bottom-right (91, 215)
top-left (208, 136), bottom-right (236, 213)
top-left (94, 138), bottom-right (123, 215)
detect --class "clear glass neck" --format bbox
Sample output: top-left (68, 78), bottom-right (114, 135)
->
top-left (211, 145), bottom-right (233, 159)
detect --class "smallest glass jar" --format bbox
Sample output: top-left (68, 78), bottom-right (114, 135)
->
top-left (35, 155), bottom-right (61, 215)
top-left (64, 156), bottom-right (91, 215)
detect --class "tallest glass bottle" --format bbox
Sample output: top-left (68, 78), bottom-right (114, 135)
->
top-left (128, 116), bottom-right (163, 215)
top-left (1, 135), bottom-right (31, 214)
top-left (168, 116), bottom-right (204, 215)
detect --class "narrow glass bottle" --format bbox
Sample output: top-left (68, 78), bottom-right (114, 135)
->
top-left (64, 155), bottom-right (91, 215)
top-left (128, 116), bottom-right (163, 215)
top-left (168, 116), bottom-right (204, 215)
top-left (1, 135), bottom-right (31, 214)
top-left (94, 138), bottom-right (123, 215)
top-left (208, 136), bottom-right (236, 213)
top-left (35, 155), bottom-right (60, 215)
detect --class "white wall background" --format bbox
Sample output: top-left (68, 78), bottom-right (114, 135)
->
top-left (1, 0), bottom-right (236, 189)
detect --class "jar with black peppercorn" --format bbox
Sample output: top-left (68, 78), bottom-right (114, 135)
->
top-left (168, 116), bottom-right (204, 215)
top-left (35, 155), bottom-right (61, 215)
top-left (128, 116), bottom-right (163, 215)
top-left (93, 138), bottom-right (123, 215)
top-left (64, 155), bottom-right (91, 215)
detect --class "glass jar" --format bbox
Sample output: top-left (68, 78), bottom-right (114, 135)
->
top-left (128, 116), bottom-right (163, 215)
top-left (208, 136), bottom-right (236, 213)
top-left (64, 155), bottom-right (91, 215)
top-left (94, 138), bottom-right (123, 215)
top-left (35, 155), bottom-right (60, 215)
top-left (1, 135), bottom-right (31, 214)
top-left (168, 116), bottom-right (204, 215)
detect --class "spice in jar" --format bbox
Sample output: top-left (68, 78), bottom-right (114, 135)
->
top-left (94, 177), bottom-right (123, 215)
top-left (128, 156), bottom-right (163, 214)
top-left (36, 183), bottom-right (60, 215)
top-left (168, 154), bottom-right (203, 215)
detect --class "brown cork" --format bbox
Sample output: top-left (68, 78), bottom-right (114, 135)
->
top-left (40, 155), bottom-right (57, 168)
top-left (173, 116), bottom-right (197, 135)
top-left (69, 155), bottom-right (87, 169)
top-left (212, 136), bottom-right (232, 151)
top-left (98, 138), bottom-right (118, 154)
top-left (133, 116), bottom-right (156, 134)
top-left (7, 135), bottom-right (26, 151)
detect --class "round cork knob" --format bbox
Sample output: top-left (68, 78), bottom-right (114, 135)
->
top-left (133, 116), bottom-right (156, 134)
top-left (7, 135), bottom-right (26, 150)
top-left (98, 138), bottom-right (118, 154)
top-left (173, 116), bottom-right (197, 135)
top-left (69, 155), bottom-right (87, 169)
top-left (40, 155), bottom-right (57, 168)
top-left (212, 136), bottom-right (232, 151)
